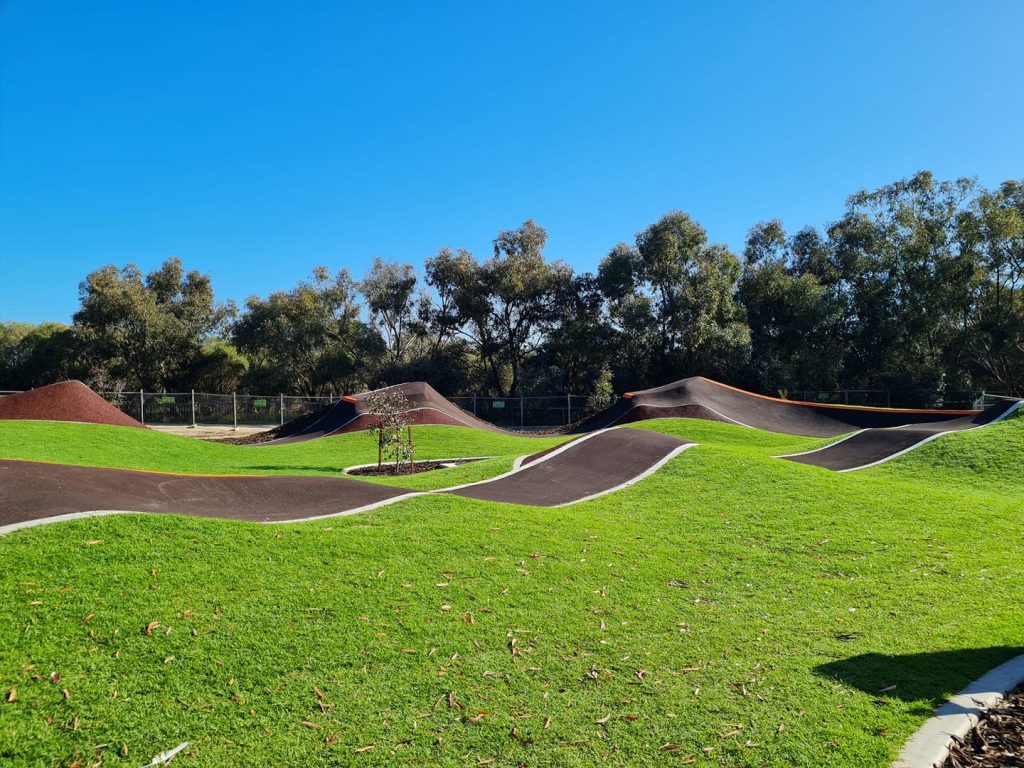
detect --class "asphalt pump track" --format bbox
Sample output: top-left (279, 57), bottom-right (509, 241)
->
top-left (0, 427), bottom-right (692, 534)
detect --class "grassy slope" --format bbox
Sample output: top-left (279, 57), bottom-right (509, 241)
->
top-left (0, 421), bottom-right (568, 491)
top-left (0, 417), bottom-right (1022, 767)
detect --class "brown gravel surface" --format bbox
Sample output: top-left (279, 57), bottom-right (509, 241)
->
top-left (0, 381), bottom-right (144, 429)
top-left (943, 684), bottom-right (1024, 768)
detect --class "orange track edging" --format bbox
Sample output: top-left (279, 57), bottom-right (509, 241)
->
top-left (0, 455), bottom-right (313, 480)
top-left (622, 378), bottom-right (978, 415)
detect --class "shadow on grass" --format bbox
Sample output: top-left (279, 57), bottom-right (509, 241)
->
top-left (815, 646), bottom-right (1024, 710)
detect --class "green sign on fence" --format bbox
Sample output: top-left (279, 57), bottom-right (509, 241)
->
top-left (493, 401), bottom-right (505, 409)
top-left (160, 396), bottom-right (175, 404)
top-left (253, 399), bottom-right (267, 408)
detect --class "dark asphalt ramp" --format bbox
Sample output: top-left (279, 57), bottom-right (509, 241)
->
top-left (575, 377), bottom-right (982, 438)
top-left (261, 382), bottom-right (512, 445)
top-left (449, 427), bottom-right (691, 507)
top-left (782, 400), bottom-right (1021, 471)
top-left (0, 460), bottom-right (410, 529)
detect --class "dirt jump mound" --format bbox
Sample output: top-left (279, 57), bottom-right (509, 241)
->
top-left (261, 382), bottom-right (501, 445)
top-left (0, 381), bottom-right (144, 429)
top-left (574, 376), bottom-right (982, 438)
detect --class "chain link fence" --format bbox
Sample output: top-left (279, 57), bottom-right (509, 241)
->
top-left (785, 388), bottom-right (992, 410)
top-left (3, 386), bottom-right (1009, 429)
top-left (449, 395), bottom-right (594, 429)
top-left (0, 389), bottom-right (598, 429)
top-left (106, 391), bottom-right (337, 427)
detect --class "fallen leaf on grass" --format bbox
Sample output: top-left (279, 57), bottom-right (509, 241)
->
top-left (82, 614), bottom-right (95, 624)
top-left (660, 743), bottom-right (682, 752)
top-left (85, 540), bottom-right (102, 546)
top-left (325, 732), bottom-right (338, 748)
top-left (353, 744), bottom-right (375, 753)
top-left (466, 710), bottom-right (487, 723)
top-left (144, 621), bottom-right (160, 635)
top-left (302, 720), bottom-right (321, 729)
top-left (447, 691), bottom-right (461, 710)
top-left (595, 713), bottom-right (612, 725)
top-left (544, 716), bottom-right (552, 729)
top-left (6, 688), bottom-right (16, 703)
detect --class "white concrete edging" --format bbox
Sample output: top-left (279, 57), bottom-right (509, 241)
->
top-left (341, 456), bottom-right (493, 474)
top-left (894, 651), bottom-right (1024, 768)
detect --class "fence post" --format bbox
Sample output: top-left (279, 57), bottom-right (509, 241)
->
top-left (140, 389), bottom-right (145, 425)
top-left (520, 395), bottom-right (524, 429)
top-left (566, 394), bottom-right (571, 425)
top-left (232, 392), bottom-right (238, 430)
top-left (191, 389), bottom-right (196, 427)
top-left (472, 394), bottom-right (477, 416)
top-left (280, 394), bottom-right (284, 426)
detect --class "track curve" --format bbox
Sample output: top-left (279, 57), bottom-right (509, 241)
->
top-left (0, 428), bottom-right (694, 533)
top-left (779, 399), bottom-right (1022, 471)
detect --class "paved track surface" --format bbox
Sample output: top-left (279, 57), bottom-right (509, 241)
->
top-left (254, 377), bottom-right (993, 447)
top-left (451, 428), bottom-right (691, 507)
top-left (0, 460), bottom-right (409, 529)
top-left (781, 400), bottom-right (1022, 471)
top-left (0, 428), bottom-right (693, 530)
top-left (574, 377), bottom-right (980, 437)
top-left (260, 382), bottom-right (506, 445)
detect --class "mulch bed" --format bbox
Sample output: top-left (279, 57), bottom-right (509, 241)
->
top-left (345, 458), bottom-right (483, 477)
top-left (943, 684), bottom-right (1024, 768)
top-left (205, 430), bottom-right (276, 445)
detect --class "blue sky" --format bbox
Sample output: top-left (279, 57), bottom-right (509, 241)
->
top-left (2, 1), bottom-right (1022, 324)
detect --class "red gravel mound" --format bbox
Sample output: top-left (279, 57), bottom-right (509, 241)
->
top-left (0, 381), bottom-right (145, 429)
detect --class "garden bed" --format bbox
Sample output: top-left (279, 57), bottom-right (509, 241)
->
top-left (344, 457), bottom-right (486, 477)
top-left (943, 684), bottom-right (1024, 768)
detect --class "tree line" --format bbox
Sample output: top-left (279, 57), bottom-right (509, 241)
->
top-left (2, 171), bottom-right (1022, 404)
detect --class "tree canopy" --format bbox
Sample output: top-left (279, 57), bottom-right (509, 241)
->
top-left (2, 172), bottom-right (1021, 402)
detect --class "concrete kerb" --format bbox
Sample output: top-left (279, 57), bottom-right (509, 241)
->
top-left (894, 652), bottom-right (1024, 768)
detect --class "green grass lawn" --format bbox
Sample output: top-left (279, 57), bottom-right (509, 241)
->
top-left (0, 421), bottom-right (569, 491)
top-left (1, 416), bottom-right (1022, 767)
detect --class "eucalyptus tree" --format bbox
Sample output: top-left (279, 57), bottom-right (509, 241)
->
top-left (425, 220), bottom-right (572, 395)
top-left (233, 267), bottom-right (377, 395)
top-left (739, 220), bottom-right (844, 393)
top-left (73, 258), bottom-right (233, 389)
top-left (598, 211), bottom-right (749, 388)
top-left (359, 258), bottom-right (420, 368)
top-left (828, 172), bottom-right (978, 394)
